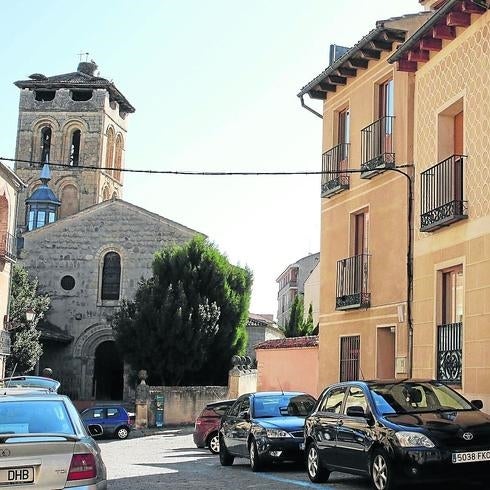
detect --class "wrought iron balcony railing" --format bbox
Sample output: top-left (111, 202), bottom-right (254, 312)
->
top-left (321, 143), bottom-right (350, 198)
top-left (437, 322), bottom-right (462, 385)
top-left (336, 254), bottom-right (370, 310)
top-left (0, 232), bottom-right (17, 262)
top-left (361, 116), bottom-right (395, 178)
top-left (420, 155), bottom-right (467, 232)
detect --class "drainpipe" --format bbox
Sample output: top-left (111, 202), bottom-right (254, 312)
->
top-left (300, 95), bottom-right (323, 120)
top-left (390, 166), bottom-right (414, 379)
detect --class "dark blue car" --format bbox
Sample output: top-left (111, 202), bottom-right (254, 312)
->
top-left (81, 405), bottom-right (132, 440)
top-left (219, 391), bottom-right (316, 471)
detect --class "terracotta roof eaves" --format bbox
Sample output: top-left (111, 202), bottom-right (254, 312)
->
top-left (388, 0), bottom-right (461, 63)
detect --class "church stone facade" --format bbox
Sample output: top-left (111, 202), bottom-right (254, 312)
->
top-left (19, 199), bottom-right (199, 400)
top-left (13, 62), bottom-right (201, 400)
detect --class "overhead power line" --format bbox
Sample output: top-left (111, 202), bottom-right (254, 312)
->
top-left (0, 156), bottom-right (412, 176)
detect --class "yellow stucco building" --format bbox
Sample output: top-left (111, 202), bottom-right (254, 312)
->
top-left (299, 13), bottom-right (429, 392)
top-left (389, 0), bottom-right (490, 405)
top-left (0, 162), bottom-right (25, 377)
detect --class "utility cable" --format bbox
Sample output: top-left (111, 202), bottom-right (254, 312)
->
top-left (0, 156), bottom-right (412, 177)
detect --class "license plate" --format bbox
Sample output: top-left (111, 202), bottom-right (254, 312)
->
top-left (452, 450), bottom-right (490, 464)
top-left (0, 466), bottom-right (34, 484)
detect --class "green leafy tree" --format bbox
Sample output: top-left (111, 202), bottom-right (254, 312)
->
top-left (284, 296), bottom-right (315, 338)
top-left (113, 236), bottom-right (252, 386)
top-left (6, 265), bottom-right (50, 374)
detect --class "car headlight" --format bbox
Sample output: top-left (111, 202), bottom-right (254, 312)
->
top-left (266, 429), bottom-right (292, 438)
top-left (395, 431), bottom-right (435, 448)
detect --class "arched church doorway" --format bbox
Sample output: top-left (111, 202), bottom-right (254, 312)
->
top-left (93, 341), bottom-right (123, 400)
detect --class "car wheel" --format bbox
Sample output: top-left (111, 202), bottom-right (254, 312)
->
top-left (306, 442), bottom-right (330, 483)
top-left (249, 440), bottom-right (264, 472)
top-left (219, 435), bottom-right (234, 466)
top-left (371, 450), bottom-right (397, 490)
top-left (115, 426), bottom-right (129, 440)
top-left (207, 432), bottom-right (220, 454)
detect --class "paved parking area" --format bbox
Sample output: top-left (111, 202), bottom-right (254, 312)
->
top-left (99, 427), bottom-right (484, 489)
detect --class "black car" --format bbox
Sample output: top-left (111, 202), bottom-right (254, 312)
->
top-left (304, 379), bottom-right (489, 489)
top-left (219, 391), bottom-right (316, 471)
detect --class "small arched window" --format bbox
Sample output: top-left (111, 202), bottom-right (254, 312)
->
top-left (69, 129), bottom-right (81, 166)
top-left (114, 134), bottom-right (123, 181)
top-left (105, 127), bottom-right (115, 176)
top-left (101, 251), bottom-right (121, 300)
top-left (40, 127), bottom-right (52, 162)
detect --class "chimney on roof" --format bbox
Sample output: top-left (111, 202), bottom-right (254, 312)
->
top-left (77, 61), bottom-right (98, 76)
top-left (329, 44), bottom-right (350, 65)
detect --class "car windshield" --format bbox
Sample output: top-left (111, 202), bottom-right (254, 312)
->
top-left (0, 376), bottom-right (60, 393)
top-left (253, 394), bottom-right (316, 418)
top-left (370, 381), bottom-right (474, 415)
top-left (0, 400), bottom-right (75, 435)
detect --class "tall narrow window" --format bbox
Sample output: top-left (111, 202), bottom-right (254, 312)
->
top-left (353, 211), bottom-right (369, 255)
top-left (340, 336), bottom-right (360, 382)
top-left (40, 127), bottom-right (52, 162)
top-left (379, 79), bottom-right (394, 156)
top-left (453, 111), bottom-right (464, 203)
top-left (114, 134), bottom-right (123, 181)
top-left (105, 127), bottom-right (115, 176)
top-left (101, 252), bottom-right (121, 300)
top-left (338, 108), bottom-right (350, 166)
top-left (438, 265), bottom-right (463, 384)
top-left (69, 130), bottom-right (81, 166)
top-left (442, 266), bottom-right (463, 325)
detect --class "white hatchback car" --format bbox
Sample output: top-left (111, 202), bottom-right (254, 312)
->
top-left (0, 377), bottom-right (107, 489)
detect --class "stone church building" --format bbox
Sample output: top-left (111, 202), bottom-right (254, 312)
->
top-left (13, 62), bottom-right (201, 400)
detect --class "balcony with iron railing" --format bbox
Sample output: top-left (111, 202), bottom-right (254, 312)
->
top-left (336, 254), bottom-right (370, 310)
top-left (360, 116), bottom-right (395, 178)
top-left (420, 155), bottom-right (467, 232)
top-left (321, 143), bottom-right (350, 198)
top-left (437, 322), bottom-right (462, 385)
top-left (0, 232), bottom-right (17, 263)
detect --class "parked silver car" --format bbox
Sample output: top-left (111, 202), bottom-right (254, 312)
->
top-left (0, 387), bottom-right (107, 489)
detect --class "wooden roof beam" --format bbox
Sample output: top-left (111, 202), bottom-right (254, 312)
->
top-left (327, 74), bottom-right (347, 85)
top-left (462, 0), bottom-right (486, 13)
top-left (446, 12), bottom-right (471, 27)
top-left (360, 48), bottom-right (381, 60)
top-left (396, 59), bottom-right (418, 72)
top-left (348, 58), bottom-right (369, 69)
top-left (408, 49), bottom-right (430, 62)
top-left (433, 24), bottom-right (456, 40)
top-left (319, 81), bottom-right (337, 92)
top-left (336, 66), bottom-right (357, 77)
top-left (308, 90), bottom-right (327, 100)
top-left (382, 31), bottom-right (406, 43)
top-left (370, 39), bottom-right (393, 51)
top-left (420, 37), bottom-right (442, 51)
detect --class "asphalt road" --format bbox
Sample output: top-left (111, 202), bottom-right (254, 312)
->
top-left (99, 427), bottom-right (485, 489)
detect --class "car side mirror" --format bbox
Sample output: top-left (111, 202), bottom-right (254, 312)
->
top-left (88, 424), bottom-right (103, 437)
top-left (471, 399), bottom-right (484, 410)
top-left (239, 410), bottom-right (250, 420)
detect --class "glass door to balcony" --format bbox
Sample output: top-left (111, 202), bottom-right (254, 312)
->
top-left (379, 79), bottom-right (394, 158)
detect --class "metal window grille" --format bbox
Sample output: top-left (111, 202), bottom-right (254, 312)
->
top-left (321, 143), bottom-right (350, 197)
top-left (420, 155), bottom-right (467, 232)
top-left (340, 336), bottom-right (360, 382)
top-left (361, 116), bottom-right (395, 174)
top-left (437, 322), bottom-right (462, 385)
top-left (0, 232), bottom-right (17, 261)
top-left (336, 254), bottom-right (370, 310)
top-left (101, 252), bottom-right (121, 300)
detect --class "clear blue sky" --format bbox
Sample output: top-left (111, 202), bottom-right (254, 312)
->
top-left (1, 0), bottom-right (421, 316)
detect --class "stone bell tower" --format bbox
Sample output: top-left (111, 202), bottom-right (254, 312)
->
top-left (13, 61), bottom-right (135, 231)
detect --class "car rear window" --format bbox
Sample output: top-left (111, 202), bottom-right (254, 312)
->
top-left (208, 403), bottom-right (233, 416)
top-left (0, 400), bottom-right (75, 435)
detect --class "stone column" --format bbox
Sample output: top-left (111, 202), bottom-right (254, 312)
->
top-left (135, 369), bottom-right (150, 429)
